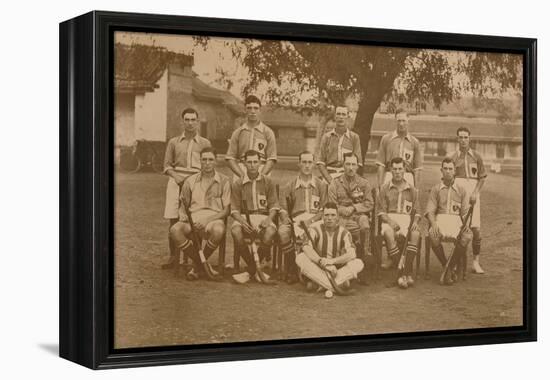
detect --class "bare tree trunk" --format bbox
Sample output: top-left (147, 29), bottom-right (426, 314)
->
top-left (353, 95), bottom-right (381, 164)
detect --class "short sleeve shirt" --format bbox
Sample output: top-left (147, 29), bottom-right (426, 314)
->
top-left (179, 171), bottom-right (231, 221)
top-left (280, 176), bottom-right (327, 217)
top-left (316, 129), bottom-right (363, 168)
top-left (448, 149), bottom-right (488, 180)
top-left (163, 134), bottom-right (211, 174)
top-left (426, 181), bottom-right (469, 218)
top-left (376, 131), bottom-right (423, 172)
top-left (226, 122), bottom-right (277, 163)
top-left (231, 174), bottom-right (280, 215)
top-left (377, 180), bottom-right (420, 217)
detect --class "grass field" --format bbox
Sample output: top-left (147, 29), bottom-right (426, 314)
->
top-left (114, 164), bottom-right (523, 348)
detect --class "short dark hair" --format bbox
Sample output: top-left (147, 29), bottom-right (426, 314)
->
top-left (200, 147), bottom-right (217, 158)
top-left (395, 108), bottom-right (408, 117)
top-left (244, 95), bottom-right (262, 107)
top-left (390, 157), bottom-right (405, 167)
top-left (456, 127), bottom-right (471, 136)
top-left (181, 107), bottom-right (199, 119)
top-left (441, 157), bottom-right (455, 168)
top-left (334, 105), bottom-right (348, 112)
top-left (324, 202), bottom-right (338, 212)
top-left (243, 149), bottom-right (261, 161)
top-left (343, 152), bottom-right (358, 163)
top-left (298, 151), bottom-right (314, 161)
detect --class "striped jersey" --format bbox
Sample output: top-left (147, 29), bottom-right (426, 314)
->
top-left (304, 221), bottom-right (355, 259)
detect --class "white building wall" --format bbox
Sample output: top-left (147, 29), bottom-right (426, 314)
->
top-left (134, 70), bottom-right (168, 142)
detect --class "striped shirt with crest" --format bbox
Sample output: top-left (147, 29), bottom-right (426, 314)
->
top-left (426, 181), bottom-right (469, 218)
top-left (231, 173), bottom-right (279, 215)
top-left (377, 180), bottom-right (420, 217)
top-left (448, 149), bottom-right (488, 180)
top-left (304, 221), bottom-right (355, 259)
top-left (280, 176), bottom-right (327, 217)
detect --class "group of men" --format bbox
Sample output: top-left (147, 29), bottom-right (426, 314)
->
top-left (160, 94), bottom-right (488, 296)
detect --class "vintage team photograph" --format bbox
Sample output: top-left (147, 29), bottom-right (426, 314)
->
top-left (113, 31), bottom-right (524, 349)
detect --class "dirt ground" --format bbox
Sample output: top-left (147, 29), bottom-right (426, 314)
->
top-left (114, 164), bottom-right (523, 349)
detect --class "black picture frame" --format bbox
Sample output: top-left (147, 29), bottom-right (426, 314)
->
top-left (59, 10), bottom-right (537, 370)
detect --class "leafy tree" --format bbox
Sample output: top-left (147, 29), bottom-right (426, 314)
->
top-left (195, 38), bottom-right (522, 155)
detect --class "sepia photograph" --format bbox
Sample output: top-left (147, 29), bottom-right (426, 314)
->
top-left (113, 30), bottom-right (524, 349)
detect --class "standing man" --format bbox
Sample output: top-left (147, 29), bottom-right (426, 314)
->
top-left (316, 105), bottom-right (363, 183)
top-left (278, 151), bottom-right (328, 283)
top-left (426, 158), bottom-right (473, 285)
top-left (448, 127), bottom-right (487, 274)
top-left (231, 150), bottom-right (280, 284)
top-left (376, 109), bottom-right (423, 187)
top-left (226, 95), bottom-right (277, 178)
top-left (161, 108), bottom-right (211, 269)
top-left (328, 153), bottom-right (374, 283)
top-left (377, 157), bottom-right (421, 287)
top-left (295, 202), bottom-right (364, 295)
top-left (169, 147), bottom-right (231, 280)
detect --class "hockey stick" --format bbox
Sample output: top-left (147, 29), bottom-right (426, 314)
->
top-left (439, 206), bottom-right (474, 285)
top-left (242, 201), bottom-right (276, 285)
top-left (181, 198), bottom-right (222, 281)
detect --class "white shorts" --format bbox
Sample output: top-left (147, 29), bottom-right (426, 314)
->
top-left (454, 178), bottom-right (481, 228)
top-left (290, 212), bottom-right (316, 238)
top-left (384, 172), bottom-right (414, 186)
top-left (381, 213), bottom-right (411, 237)
top-left (163, 177), bottom-right (181, 219)
top-left (435, 214), bottom-right (463, 239)
top-left (232, 213), bottom-right (276, 230)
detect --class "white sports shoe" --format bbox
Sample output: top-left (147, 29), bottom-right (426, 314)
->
top-left (232, 272), bottom-right (251, 284)
top-left (397, 276), bottom-right (408, 289)
top-left (472, 260), bottom-right (485, 274)
top-left (254, 271), bottom-right (271, 283)
top-left (406, 275), bottom-right (415, 287)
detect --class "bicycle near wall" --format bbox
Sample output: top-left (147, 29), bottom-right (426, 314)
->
top-left (118, 139), bottom-right (166, 173)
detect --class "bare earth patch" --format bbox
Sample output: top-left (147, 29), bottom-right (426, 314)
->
top-left (114, 165), bottom-right (523, 348)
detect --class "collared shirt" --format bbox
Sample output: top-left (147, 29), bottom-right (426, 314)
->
top-left (316, 128), bottom-right (363, 168)
top-left (280, 176), bottom-right (327, 217)
top-left (305, 221), bottom-right (355, 259)
top-left (426, 181), bottom-right (469, 218)
top-left (231, 173), bottom-right (279, 215)
top-left (163, 133), bottom-right (211, 174)
top-left (377, 180), bottom-right (420, 217)
top-left (448, 149), bottom-right (488, 180)
top-left (328, 175), bottom-right (374, 215)
top-left (375, 131), bottom-right (423, 172)
top-left (226, 122), bottom-right (277, 163)
top-left (179, 171), bottom-right (231, 221)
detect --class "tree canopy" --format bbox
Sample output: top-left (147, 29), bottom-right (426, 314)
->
top-left (195, 37), bottom-right (523, 156)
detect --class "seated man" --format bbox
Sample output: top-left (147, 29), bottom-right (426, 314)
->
top-left (169, 147), bottom-right (230, 280)
top-left (278, 151), bottom-right (327, 283)
top-left (296, 202), bottom-right (364, 296)
top-left (231, 150), bottom-right (279, 284)
top-left (378, 157), bottom-right (421, 288)
top-left (426, 158), bottom-right (473, 285)
top-left (328, 152), bottom-right (374, 283)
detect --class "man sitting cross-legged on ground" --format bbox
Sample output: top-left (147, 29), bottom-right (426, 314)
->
top-left (296, 202), bottom-right (364, 296)
top-left (169, 147), bottom-right (231, 280)
top-left (378, 157), bottom-right (421, 289)
top-left (278, 151), bottom-right (328, 284)
top-left (231, 150), bottom-right (280, 284)
top-left (426, 158), bottom-right (473, 285)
